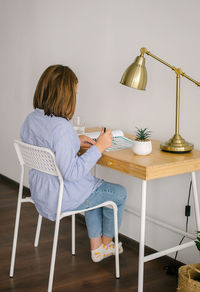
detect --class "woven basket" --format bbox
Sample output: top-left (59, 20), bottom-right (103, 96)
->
top-left (177, 263), bottom-right (200, 292)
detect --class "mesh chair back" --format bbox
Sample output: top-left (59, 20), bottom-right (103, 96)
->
top-left (14, 140), bottom-right (60, 177)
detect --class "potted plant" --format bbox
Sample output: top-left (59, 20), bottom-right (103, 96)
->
top-left (132, 127), bottom-right (152, 155)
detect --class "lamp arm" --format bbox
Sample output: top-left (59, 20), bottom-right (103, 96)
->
top-left (181, 72), bottom-right (200, 86)
top-left (140, 47), bottom-right (200, 86)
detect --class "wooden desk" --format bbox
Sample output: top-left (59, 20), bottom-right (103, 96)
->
top-left (86, 129), bottom-right (200, 292)
top-left (98, 136), bottom-right (200, 180)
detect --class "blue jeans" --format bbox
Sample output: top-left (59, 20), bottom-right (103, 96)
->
top-left (76, 181), bottom-right (127, 238)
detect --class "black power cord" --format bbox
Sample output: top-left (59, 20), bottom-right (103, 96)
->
top-left (164, 180), bottom-right (192, 276)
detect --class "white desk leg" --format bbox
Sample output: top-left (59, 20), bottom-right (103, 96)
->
top-left (191, 172), bottom-right (200, 230)
top-left (138, 180), bottom-right (147, 292)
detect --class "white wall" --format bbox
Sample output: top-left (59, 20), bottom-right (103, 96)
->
top-left (1, 0), bottom-right (200, 264)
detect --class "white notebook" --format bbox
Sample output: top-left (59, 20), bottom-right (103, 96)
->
top-left (86, 130), bottom-right (133, 151)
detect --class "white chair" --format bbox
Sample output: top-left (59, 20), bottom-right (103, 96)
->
top-left (10, 140), bottom-right (120, 292)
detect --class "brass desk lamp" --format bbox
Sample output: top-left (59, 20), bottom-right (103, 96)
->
top-left (120, 47), bottom-right (200, 153)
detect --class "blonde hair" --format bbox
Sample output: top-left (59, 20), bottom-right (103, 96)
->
top-left (33, 65), bottom-right (78, 120)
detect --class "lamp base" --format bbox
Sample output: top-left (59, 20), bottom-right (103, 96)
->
top-left (160, 134), bottom-right (193, 153)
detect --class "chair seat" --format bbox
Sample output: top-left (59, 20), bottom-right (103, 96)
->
top-left (60, 200), bottom-right (116, 219)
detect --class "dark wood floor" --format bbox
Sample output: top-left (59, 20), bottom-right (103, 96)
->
top-left (0, 175), bottom-right (178, 292)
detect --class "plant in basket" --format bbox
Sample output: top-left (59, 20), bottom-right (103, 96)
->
top-left (195, 231), bottom-right (200, 253)
top-left (177, 233), bottom-right (200, 291)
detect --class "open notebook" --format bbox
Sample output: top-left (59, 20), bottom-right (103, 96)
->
top-left (86, 130), bottom-right (133, 151)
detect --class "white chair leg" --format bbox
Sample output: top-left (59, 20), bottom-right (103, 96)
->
top-left (72, 214), bottom-right (75, 255)
top-left (9, 198), bottom-right (22, 277)
top-left (113, 205), bottom-right (120, 278)
top-left (9, 169), bottom-right (24, 277)
top-left (34, 215), bottom-right (42, 247)
top-left (48, 218), bottom-right (61, 292)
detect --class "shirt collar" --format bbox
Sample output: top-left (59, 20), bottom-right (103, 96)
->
top-left (35, 108), bottom-right (45, 114)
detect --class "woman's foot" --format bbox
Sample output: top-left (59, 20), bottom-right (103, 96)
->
top-left (102, 241), bottom-right (123, 259)
top-left (91, 242), bottom-right (123, 262)
top-left (91, 244), bottom-right (104, 262)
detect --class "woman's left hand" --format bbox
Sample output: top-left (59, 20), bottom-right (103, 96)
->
top-left (79, 135), bottom-right (96, 148)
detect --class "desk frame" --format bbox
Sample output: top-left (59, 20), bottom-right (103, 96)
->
top-left (94, 167), bottom-right (200, 292)
top-left (138, 172), bottom-right (200, 292)
top-left (86, 130), bottom-right (200, 292)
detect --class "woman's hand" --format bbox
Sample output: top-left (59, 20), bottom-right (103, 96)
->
top-left (96, 127), bottom-right (112, 153)
top-left (79, 135), bottom-right (96, 148)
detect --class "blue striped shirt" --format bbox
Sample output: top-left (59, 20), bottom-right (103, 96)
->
top-left (20, 108), bottom-right (103, 220)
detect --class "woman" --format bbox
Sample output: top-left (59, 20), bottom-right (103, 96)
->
top-left (20, 65), bottom-right (127, 262)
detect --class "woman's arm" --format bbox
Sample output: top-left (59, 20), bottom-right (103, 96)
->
top-left (53, 125), bottom-right (102, 182)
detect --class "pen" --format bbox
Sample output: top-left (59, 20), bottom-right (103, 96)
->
top-left (93, 127), bottom-right (106, 143)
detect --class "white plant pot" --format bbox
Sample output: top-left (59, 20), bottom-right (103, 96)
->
top-left (132, 140), bottom-right (152, 155)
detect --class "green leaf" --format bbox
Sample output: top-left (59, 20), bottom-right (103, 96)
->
top-left (195, 241), bottom-right (200, 251)
top-left (135, 127), bottom-right (152, 141)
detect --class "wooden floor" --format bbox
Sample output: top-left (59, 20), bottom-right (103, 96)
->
top-left (0, 176), bottom-right (178, 292)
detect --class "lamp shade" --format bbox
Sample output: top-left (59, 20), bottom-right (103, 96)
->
top-left (120, 56), bottom-right (147, 90)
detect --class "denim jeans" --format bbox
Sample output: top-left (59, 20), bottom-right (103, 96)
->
top-left (75, 181), bottom-right (127, 238)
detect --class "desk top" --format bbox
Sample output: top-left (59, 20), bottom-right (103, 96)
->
top-left (85, 128), bottom-right (200, 180)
